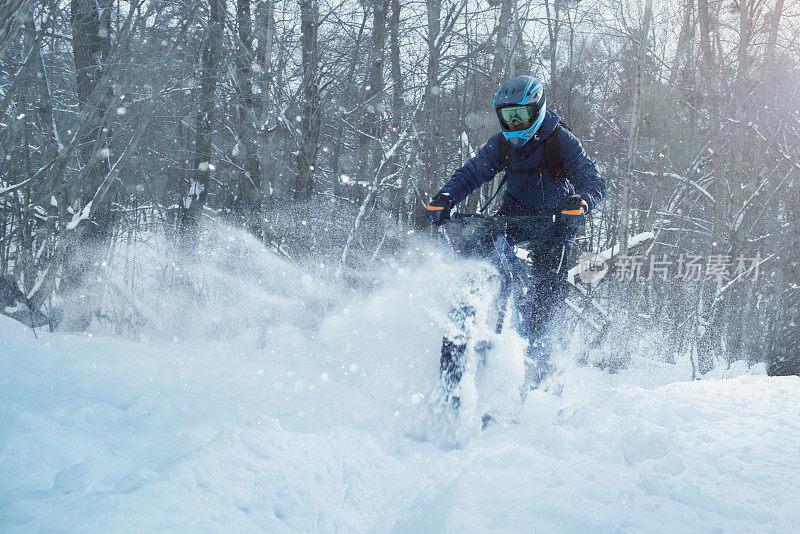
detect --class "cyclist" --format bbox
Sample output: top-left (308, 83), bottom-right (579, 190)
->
top-left (425, 74), bottom-right (607, 385)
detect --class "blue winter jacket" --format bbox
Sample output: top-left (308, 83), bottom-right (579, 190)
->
top-left (439, 109), bottom-right (606, 245)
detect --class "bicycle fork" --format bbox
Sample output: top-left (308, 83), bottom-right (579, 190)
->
top-left (491, 234), bottom-right (536, 338)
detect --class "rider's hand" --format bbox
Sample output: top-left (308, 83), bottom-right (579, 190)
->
top-left (425, 193), bottom-right (455, 224)
top-left (560, 194), bottom-right (587, 228)
top-left (561, 194), bottom-right (588, 216)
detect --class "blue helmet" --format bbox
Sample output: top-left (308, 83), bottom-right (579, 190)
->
top-left (491, 75), bottom-right (547, 148)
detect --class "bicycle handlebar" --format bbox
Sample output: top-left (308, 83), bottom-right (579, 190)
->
top-left (449, 212), bottom-right (559, 224)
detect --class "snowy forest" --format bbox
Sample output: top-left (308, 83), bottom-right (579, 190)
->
top-left (4, 1), bottom-right (800, 531)
top-left (1, 0), bottom-right (799, 373)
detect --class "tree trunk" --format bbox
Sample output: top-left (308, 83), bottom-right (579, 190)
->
top-left (667, 0), bottom-right (694, 95)
top-left (490, 0), bottom-right (512, 89)
top-left (356, 0), bottom-right (388, 194)
top-left (389, 0), bottom-right (406, 219)
top-left (234, 0), bottom-right (263, 227)
top-left (697, 0), bottom-right (726, 248)
top-left (295, 0), bottom-right (319, 200)
top-left (185, 0), bottom-right (225, 219)
top-left (476, 0), bottom-right (512, 212)
top-left (331, 12), bottom-right (368, 200)
top-left (422, 0), bottom-right (442, 191)
top-left (256, 0), bottom-right (276, 198)
top-left (697, 0), bottom-right (727, 372)
top-left (619, 0), bottom-right (652, 254)
top-left (70, 0), bottom-right (113, 219)
top-left (544, 0), bottom-right (560, 89)
top-left (390, 0), bottom-right (403, 131)
top-left (62, 0), bottom-right (115, 329)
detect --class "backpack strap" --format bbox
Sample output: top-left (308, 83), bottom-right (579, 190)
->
top-left (544, 123), bottom-right (566, 181)
top-left (498, 135), bottom-right (512, 169)
top-left (499, 122), bottom-right (566, 180)
top-left (479, 174), bottom-right (507, 213)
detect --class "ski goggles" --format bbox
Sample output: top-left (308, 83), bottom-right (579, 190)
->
top-left (497, 104), bottom-right (538, 127)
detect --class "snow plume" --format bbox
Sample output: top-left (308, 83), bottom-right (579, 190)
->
top-left (57, 214), bottom-right (761, 439)
top-left (317, 253), bottom-right (527, 449)
top-left (54, 211), bottom-right (763, 400)
top-left (65, 218), bottom-right (338, 342)
top-left (65, 197), bottom-right (411, 341)
top-left (261, 197), bottom-right (408, 287)
top-left (50, 221), bottom-right (533, 445)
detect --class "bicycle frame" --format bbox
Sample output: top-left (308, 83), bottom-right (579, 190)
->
top-left (490, 232), bottom-right (536, 337)
top-left (444, 213), bottom-right (555, 339)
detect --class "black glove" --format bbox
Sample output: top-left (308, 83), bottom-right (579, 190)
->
top-left (425, 193), bottom-right (455, 224)
top-left (560, 194), bottom-right (588, 227)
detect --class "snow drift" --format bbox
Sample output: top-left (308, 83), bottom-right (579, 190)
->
top-left (1, 223), bottom-right (798, 532)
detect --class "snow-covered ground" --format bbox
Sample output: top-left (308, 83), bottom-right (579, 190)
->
top-left (2, 227), bottom-right (799, 533)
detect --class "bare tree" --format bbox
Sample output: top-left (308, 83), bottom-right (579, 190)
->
top-left (184, 0), bottom-right (226, 223)
top-left (356, 0), bottom-right (388, 191)
top-left (295, 0), bottom-right (320, 199)
top-left (390, 0), bottom-right (403, 130)
top-left (255, 0), bottom-right (276, 197)
top-left (619, 0), bottom-right (653, 254)
top-left (233, 0), bottom-right (263, 224)
top-left (69, 0), bottom-right (114, 234)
